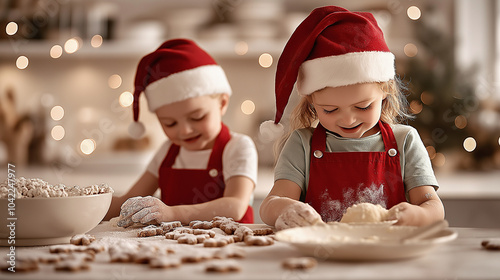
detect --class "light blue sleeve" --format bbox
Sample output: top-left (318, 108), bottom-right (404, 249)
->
top-left (401, 127), bottom-right (439, 192)
top-left (274, 129), bottom-right (312, 200)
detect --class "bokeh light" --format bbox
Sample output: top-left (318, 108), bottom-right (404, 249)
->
top-left (91, 35), bottom-right (103, 48)
top-left (404, 43), bottom-right (418, 57)
top-left (6, 22), bottom-right (18, 35)
top-left (259, 53), bottom-right (273, 68)
top-left (426, 146), bottom-right (436, 159)
top-left (463, 137), bottom-right (476, 152)
top-left (234, 41), bottom-right (248, 55)
top-left (51, 125), bottom-right (65, 141)
top-left (407, 6), bottom-right (422, 20)
top-left (50, 106), bottom-right (65, 121)
top-left (433, 153), bottom-right (446, 167)
top-left (420, 91), bottom-right (434, 105)
top-left (64, 38), bottom-right (80, 54)
top-left (241, 100), bottom-right (256, 115)
top-left (409, 100), bottom-right (423, 114)
top-left (80, 139), bottom-right (96, 155)
top-left (454, 115), bottom-right (467, 129)
top-left (50, 45), bottom-right (63, 59)
top-left (119, 91), bottom-right (134, 107)
top-left (108, 74), bottom-right (122, 89)
top-left (16, 56), bottom-right (29, 69)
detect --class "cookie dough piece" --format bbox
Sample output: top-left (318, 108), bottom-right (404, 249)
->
top-left (70, 234), bottom-right (96, 245)
top-left (205, 259), bottom-right (241, 273)
top-left (482, 240), bottom-right (500, 250)
top-left (54, 259), bottom-right (90, 272)
top-left (340, 203), bottom-right (389, 223)
top-left (149, 255), bottom-right (182, 269)
top-left (244, 236), bottom-right (274, 246)
top-left (282, 257), bottom-right (318, 270)
top-left (137, 225), bottom-right (163, 237)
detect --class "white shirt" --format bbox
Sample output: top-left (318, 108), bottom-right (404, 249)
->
top-left (146, 132), bottom-right (258, 186)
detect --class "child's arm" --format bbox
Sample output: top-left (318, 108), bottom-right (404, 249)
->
top-left (260, 179), bottom-right (322, 229)
top-left (387, 185), bottom-right (445, 226)
top-left (103, 171), bottom-right (158, 221)
top-left (118, 175), bottom-right (254, 226)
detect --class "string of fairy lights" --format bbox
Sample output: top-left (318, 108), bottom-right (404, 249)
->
top-left (3, 5), bottom-right (499, 161)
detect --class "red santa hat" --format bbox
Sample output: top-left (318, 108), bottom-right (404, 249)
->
top-left (129, 38), bottom-right (232, 139)
top-left (261, 6), bottom-right (395, 140)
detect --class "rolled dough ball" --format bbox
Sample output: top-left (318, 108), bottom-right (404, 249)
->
top-left (340, 203), bottom-right (389, 223)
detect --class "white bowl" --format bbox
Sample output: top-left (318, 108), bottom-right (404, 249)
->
top-left (0, 193), bottom-right (112, 246)
top-left (275, 223), bottom-right (457, 261)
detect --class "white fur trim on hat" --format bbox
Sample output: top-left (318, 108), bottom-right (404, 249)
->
top-left (297, 51), bottom-right (395, 96)
top-left (144, 65), bottom-right (232, 112)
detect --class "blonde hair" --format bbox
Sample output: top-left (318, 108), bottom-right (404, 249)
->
top-left (274, 79), bottom-right (412, 158)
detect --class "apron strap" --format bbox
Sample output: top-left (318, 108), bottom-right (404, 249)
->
top-left (163, 143), bottom-right (181, 168)
top-left (311, 124), bottom-right (327, 151)
top-left (207, 123), bottom-right (231, 170)
top-left (378, 121), bottom-right (399, 151)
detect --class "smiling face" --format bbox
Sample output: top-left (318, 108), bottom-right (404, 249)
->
top-left (155, 94), bottom-right (229, 150)
top-left (311, 83), bottom-right (387, 138)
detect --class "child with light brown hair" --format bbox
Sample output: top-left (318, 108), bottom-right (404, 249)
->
top-left (105, 39), bottom-right (257, 226)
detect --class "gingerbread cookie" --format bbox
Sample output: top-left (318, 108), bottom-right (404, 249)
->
top-left (282, 257), bottom-right (318, 270)
top-left (482, 240), bottom-right (500, 250)
top-left (252, 227), bottom-right (274, 236)
top-left (234, 226), bottom-right (254, 242)
top-left (137, 225), bottom-right (163, 237)
top-left (149, 255), bottom-right (182, 269)
top-left (193, 229), bottom-right (216, 238)
top-left (70, 234), bottom-right (96, 245)
top-left (49, 244), bottom-right (85, 254)
top-left (212, 216), bottom-right (239, 235)
top-left (213, 246), bottom-right (246, 259)
top-left (203, 237), bottom-right (233, 248)
top-left (190, 220), bottom-right (214, 229)
top-left (244, 236), bottom-right (274, 246)
top-left (108, 241), bottom-right (138, 263)
top-left (37, 254), bottom-right (62, 264)
top-left (54, 259), bottom-right (90, 272)
top-left (161, 221), bottom-right (182, 232)
top-left (205, 259), bottom-right (241, 273)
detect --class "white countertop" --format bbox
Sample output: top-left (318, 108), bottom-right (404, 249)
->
top-left (1, 223), bottom-right (500, 279)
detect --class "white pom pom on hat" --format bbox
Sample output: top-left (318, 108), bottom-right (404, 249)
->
top-left (129, 38), bottom-right (232, 139)
top-left (259, 120), bottom-right (284, 142)
top-left (128, 121), bottom-right (146, 140)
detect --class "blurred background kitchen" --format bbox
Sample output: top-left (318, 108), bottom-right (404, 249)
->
top-left (1, 0), bottom-right (499, 227)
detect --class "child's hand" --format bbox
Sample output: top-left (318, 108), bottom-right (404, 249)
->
top-left (117, 196), bottom-right (169, 227)
top-left (275, 202), bottom-right (323, 230)
top-left (386, 202), bottom-right (419, 226)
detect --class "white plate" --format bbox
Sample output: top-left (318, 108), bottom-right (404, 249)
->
top-left (332, 220), bottom-right (398, 226)
top-left (275, 223), bottom-right (457, 261)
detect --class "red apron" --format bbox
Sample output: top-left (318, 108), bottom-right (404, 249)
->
top-left (305, 121), bottom-right (406, 222)
top-left (158, 123), bottom-right (253, 223)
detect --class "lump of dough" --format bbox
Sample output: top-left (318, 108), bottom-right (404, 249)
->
top-left (340, 203), bottom-right (389, 223)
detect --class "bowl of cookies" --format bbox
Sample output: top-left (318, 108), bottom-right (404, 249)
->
top-left (0, 177), bottom-right (113, 246)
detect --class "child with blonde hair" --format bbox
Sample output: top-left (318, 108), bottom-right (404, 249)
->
top-left (259, 6), bottom-right (444, 229)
